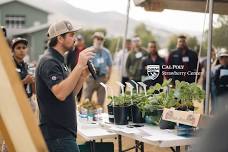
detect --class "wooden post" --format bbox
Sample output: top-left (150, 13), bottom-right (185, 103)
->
top-left (0, 30), bottom-right (48, 152)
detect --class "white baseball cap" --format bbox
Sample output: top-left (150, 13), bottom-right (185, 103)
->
top-left (48, 20), bottom-right (80, 39)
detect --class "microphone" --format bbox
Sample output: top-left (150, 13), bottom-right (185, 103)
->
top-left (87, 60), bottom-right (97, 80)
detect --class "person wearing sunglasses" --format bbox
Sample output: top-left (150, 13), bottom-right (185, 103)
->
top-left (84, 32), bottom-right (112, 106)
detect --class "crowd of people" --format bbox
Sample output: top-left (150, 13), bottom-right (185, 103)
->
top-left (116, 35), bottom-right (200, 89)
top-left (1, 23), bottom-right (228, 113)
top-left (116, 35), bottom-right (228, 113)
top-left (1, 20), bottom-right (228, 151)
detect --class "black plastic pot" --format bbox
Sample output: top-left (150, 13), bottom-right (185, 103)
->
top-left (145, 109), bottom-right (163, 125)
top-left (176, 106), bottom-right (195, 111)
top-left (128, 106), bottom-right (132, 121)
top-left (131, 105), bottom-right (145, 123)
top-left (113, 106), bottom-right (129, 125)
top-left (159, 120), bottom-right (176, 129)
top-left (107, 104), bottom-right (114, 123)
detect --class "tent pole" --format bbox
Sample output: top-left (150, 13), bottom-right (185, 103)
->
top-left (205, 0), bottom-right (214, 115)
top-left (122, 0), bottom-right (131, 51)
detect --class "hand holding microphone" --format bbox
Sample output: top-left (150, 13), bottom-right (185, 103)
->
top-left (77, 47), bottom-right (97, 80)
top-left (87, 60), bottom-right (97, 80)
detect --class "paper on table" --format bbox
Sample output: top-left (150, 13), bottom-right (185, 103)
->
top-left (82, 128), bottom-right (115, 137)
top-left (110, 126), bottom-right (141, 134)
top-left (138, 126), bottom-right (176, 136)
top-left (143, 134), bottom-right (186, 142)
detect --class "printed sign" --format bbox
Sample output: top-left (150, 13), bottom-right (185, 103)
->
top-left (162, 108), bottom-right (201, 127)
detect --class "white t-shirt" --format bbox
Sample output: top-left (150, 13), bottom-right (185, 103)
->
top-left (116, 49), bottom-right (129, 77)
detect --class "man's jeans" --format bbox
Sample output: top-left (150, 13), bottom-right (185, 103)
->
top-left (46, 136), bottom-right (80, 152)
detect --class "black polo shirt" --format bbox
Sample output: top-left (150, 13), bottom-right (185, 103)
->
top-left (36, 48), bottom-right (77, 140)
top-left (141, 55), bottom-right (165, 88)
top-left (167, 48), bottom-right (199, 84)
top-left (14, 58), bottom-right (33, 98)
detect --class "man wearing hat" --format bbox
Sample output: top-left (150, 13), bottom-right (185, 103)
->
top-left (11, 37), bottom-right (35, 100)
top-left (36, 20), bottom-right (94, 152)
top-left (84, 31), bottom-right (112, 106)
top-left (212, 48), bottom-right (228, 113)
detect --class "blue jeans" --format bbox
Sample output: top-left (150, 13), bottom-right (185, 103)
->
top-left (46, 136), bottom-right (80, 152)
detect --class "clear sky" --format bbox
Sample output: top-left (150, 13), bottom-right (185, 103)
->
top-left (64, 0), bottom-right (218, 34)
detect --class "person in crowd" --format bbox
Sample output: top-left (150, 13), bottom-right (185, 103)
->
top-left (141, 41), bottom-right (165, 88)
top-left (36, 20), bottom-right (94, 152)
top-left (211, 48), bottom-right (228, 113)
top-left (84, 32), bottom-right (112, 106)
top-left (1, 26), bottom-right (7, 37)
top-left (12, 37), bottom-right (36, 111)
top-left (166, 35), bottom-right (199, 85)
top-left (66, 34), bottom-right (86, 102)
top-left (200, 48), bottom-right (217, 113)
top-left (116, 39), bottom-right (132, 91)
top-left (1, 26), bottom-right (10, 46)
top-left (126, 36), bottom-right (148, 87)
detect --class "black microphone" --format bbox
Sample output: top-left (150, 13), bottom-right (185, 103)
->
top-left (87, 60), bottom-right (97, 80)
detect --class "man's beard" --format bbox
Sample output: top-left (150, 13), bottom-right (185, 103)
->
top-left (63, 44), bottom-right (74, 52)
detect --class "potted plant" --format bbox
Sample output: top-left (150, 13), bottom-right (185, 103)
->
top-left (172, 80), bottom-right (205, 136)
top-left (173, 80), bottom-right (205, 111)
top-left (129, 92), bottom-right (146, 123)
top-left (78, 99), bottom-right (102, 121)
top-left (137, 79), bottom-right (177, 127)
top-left (108, 95), bottom-right (131, 125)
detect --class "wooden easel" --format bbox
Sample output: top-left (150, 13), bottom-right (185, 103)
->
top-left (0, 30), bottom-right (48, 151)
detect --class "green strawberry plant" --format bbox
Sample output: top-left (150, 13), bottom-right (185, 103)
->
top-left (173, 80), bottom-right (205, 111)
top-left (108, 94), bottom-right (131, 107)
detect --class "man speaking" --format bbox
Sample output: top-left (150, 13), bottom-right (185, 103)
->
top-left (36, 20), bottom-right (94, 152)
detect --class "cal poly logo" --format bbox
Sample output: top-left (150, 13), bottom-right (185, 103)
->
top-left (65, 21), bottom-right (73, 30)
top-left (147, 65), bottom-right (160, 80)
top-left (51, 76), bottom-right (57, 81)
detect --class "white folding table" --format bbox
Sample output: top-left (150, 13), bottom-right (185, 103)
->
top-left (100, 119), bottom-right (196, 152)
top-left (77, 119), bottom-right (117, 152)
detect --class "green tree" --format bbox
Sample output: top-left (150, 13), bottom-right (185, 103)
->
top-left (200, 15), bottom-right (228, 56)
top-left (78, 28), bottom-right (122, 55)
top-left (212, 15), bottom-right (228, 49)
top-left (79, 28), bottom-right (107, 47)
top-left (105, 37), bottom-right (123, 55)
top-left (134, 23), bottom-right (156, 48)
top-left (187, 36), bottom-right (199, 50)
top-left (167, 35), bottom-right (199, 52)
top-left (167, 34), bottom-right (178, 51)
